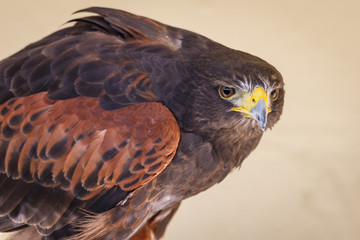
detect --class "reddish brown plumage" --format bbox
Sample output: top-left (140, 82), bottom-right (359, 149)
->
top-left (0, 92), bottom-right (179, 197)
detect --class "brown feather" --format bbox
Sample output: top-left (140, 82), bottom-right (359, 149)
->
top-left (1, 91), bottom-right (179, 194)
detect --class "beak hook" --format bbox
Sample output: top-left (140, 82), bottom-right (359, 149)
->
top-left (249, 98), bottom-right (267, 131)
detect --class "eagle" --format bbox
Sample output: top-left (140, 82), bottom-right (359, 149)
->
top-left (0, 7), bottom-right (284, 240)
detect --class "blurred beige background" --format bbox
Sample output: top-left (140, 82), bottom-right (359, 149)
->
top-left (0, 0), bottom-right (359, 239)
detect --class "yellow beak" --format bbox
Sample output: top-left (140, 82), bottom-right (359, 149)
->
top-left (231, 87), bottom-right (271, 131)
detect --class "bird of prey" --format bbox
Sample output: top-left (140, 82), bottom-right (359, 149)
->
top-left (0, 7), bottom-right (284, 240)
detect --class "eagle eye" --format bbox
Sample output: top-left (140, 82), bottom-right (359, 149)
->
top-left (219, 86), bottom-right (236, 99)
top-left (270, 88), bottom-right (279, 101)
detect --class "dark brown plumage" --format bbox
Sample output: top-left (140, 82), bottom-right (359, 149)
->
top-left (0, 7), bottom-right (284, 240)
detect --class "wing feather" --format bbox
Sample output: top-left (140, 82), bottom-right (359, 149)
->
top-left (0, 90), bottom-right (180, 197)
